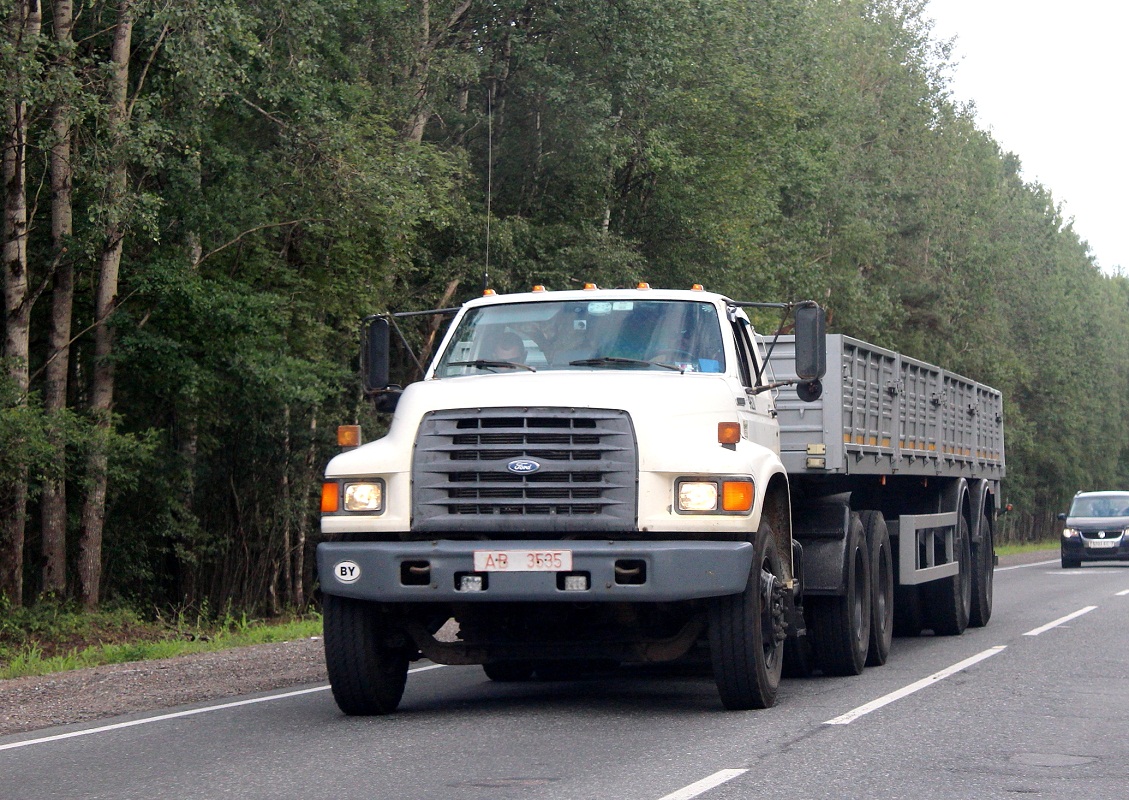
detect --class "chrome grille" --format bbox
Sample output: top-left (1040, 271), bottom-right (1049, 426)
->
top-left (412, 408), bottom-right (637, 534)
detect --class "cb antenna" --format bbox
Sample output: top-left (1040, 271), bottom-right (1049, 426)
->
top-left (485, 82), bottom-right (493, 280)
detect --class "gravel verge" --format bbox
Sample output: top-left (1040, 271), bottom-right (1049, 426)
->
top-left (0, 550), bottom-right (1058, 737)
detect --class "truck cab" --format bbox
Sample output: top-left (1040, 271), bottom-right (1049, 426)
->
top-left (318, 286), bottom-right (825, 713)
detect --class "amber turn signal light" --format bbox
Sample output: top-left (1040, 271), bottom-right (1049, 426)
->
top-left (718, 422), bottom-right (741, 444)
top-left (721, 480), bottom-right (754, 512)
top-left (337, 425), bottom-right (361, 447)
top-left (321, 482), bottom-right (340, 513)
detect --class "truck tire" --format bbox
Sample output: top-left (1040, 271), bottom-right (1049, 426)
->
top-left (968, 512), bottom-right (994, 627)
top-left (709, 520), bottom-right (786, 710)
top-left (483, 661), bottom-right (535, 682)
top-left (859, 510), bottom-right (893, 667)
top-left (924, 514), bottom-right (972, 636)
top-left (323, 593), bottom-right (409, 715)
top-left (809, 513), bottom-right (871, 676)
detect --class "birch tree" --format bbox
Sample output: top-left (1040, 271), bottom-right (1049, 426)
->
top-left (1, 0), bottom-right (42, 606)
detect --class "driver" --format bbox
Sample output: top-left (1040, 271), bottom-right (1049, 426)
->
top-left (488, 331), bottom-right (527, 363)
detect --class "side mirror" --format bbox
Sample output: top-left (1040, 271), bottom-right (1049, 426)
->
top-left (794, 302), bottom-right (826, 382)
top-left (362, 317), bottom-right (391, 393)
top-left (1056, 512), bottom-right (1067, 521)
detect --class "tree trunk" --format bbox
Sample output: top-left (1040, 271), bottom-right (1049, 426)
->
top-left (403, 0), bottom-right (473, 143)
top-left (280, 404), bottom-right (293, 607)
top-left (41, 0), bottom-right (76, 598)
top-left (1, 0), bottom-right (43, 607)
top-left (293, 409), bottom-right (317, 608)
top-left (78, 1), bottom-right (132, 609)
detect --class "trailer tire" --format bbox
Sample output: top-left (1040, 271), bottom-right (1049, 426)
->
top-left (968, 512), bottom-right (994, 628)
top-left (924, 513), bottom-right (972, 636)
top-left (859, 511), bottom-right (893, 667)
top-left (323, 593), bottom-right (409, 715)
top-left (782, 634), bottom-right (816, 678)
top-left (893, 585), bottom-right (923, 636)
top-left (709, 520), bottom-right (786, 709)
top-left (809, 513), bottom-right (871, 676)
top-left (483, 661), bottom-right (535, 682)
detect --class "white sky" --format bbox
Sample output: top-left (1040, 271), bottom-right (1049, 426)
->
top-left (926, 0), bottom-right (1129, 274)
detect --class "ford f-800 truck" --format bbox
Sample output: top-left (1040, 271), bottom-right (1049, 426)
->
top-left (317, 285), bottom-right (1004, 713)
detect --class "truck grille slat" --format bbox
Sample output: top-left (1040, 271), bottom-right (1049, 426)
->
top-left (412, 408), bottom-right (638, 534)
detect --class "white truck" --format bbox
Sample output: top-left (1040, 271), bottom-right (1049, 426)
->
top-left (317, 285), bottom-right (1004, 713)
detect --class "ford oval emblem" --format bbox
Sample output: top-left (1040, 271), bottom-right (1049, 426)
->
top-left (507, 459), bottom-right (541, 474)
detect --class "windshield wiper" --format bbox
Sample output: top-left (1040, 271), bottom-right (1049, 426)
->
top-left (568, 356), bottom-right (682, 372)
top-left (447, 359), bottom-right (536, 372)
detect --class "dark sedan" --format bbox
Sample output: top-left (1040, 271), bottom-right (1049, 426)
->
top-left (1059, 491), bottom-right (1129, 568)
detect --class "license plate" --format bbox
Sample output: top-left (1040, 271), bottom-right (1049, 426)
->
top-left (473, 549), bottom-right (573, 572)
top-left (1086, 538), bottom-right (1119, 549)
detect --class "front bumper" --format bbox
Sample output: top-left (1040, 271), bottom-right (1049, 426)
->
top-left (1062, 536), bottom-right (1129, 562)
top-left (317, 539), bottom-right (753, 603)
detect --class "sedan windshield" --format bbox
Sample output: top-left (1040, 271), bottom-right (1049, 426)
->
top-left (433, 299), bottom-right (726, 378)
top-left (1069, 493), bottom-right (1129, 518)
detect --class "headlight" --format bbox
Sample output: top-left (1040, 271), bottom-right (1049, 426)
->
top-left (676, 479), bottom-right (754, 514)
top-left (678, 481), bottom-right (719, 511)
top-left (1062, 527), bottom-right (1080, 539)
top-left (344, 481), bottom-right (384, 512)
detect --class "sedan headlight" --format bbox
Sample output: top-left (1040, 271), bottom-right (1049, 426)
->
top-left (1062, 527), bottom-right (1080, 539)
top-left (343, 481), bottom-right (384, 512)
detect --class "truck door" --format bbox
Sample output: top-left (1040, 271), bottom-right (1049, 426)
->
top-left (730, 319), bottom-right (780, 453)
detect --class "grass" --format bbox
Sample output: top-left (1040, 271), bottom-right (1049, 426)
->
top-left (995, 539), bottom-right (1058, 556)
top-left (0, 601), bottom-right (322, 681)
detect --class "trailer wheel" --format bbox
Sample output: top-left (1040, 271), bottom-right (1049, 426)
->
top-left (323, 593), bottom-right (409, 715)
top-left (859, 511), bottom-right (893, 667)
top-left (782, 634), bottom-right (816, 678)
top-left (924, 513), bottom-right (972, 636)
top-left (892, 585), bottom-right (923, 637)
top-left (809, 513), bottom-right (871, 676)
top-left (968, 512), bottom-right (994, 628)
top-left (709, 520), bottom-right (786, 709)
top-left (483, 661), bottom-right (535, 682)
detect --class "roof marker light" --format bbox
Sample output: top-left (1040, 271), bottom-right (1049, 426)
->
top-left (637, 282), bottom-right (651, 290)
top-left (483, 288), bottom-right (497, 296)
top-left (691, 284), bottom-right (705, 291)
top-left (532, 284), bottom-right (547, 292)
top-left (584, 283), bottom-right (598, 290)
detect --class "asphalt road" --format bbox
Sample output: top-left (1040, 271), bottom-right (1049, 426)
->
top-left (4, 557), bottom-right (1128, 800)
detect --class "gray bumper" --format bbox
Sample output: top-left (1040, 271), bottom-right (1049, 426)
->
top-left (317, 539), bottom-right (753, 603)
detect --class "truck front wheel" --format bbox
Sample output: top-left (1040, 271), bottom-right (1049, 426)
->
top-left (709, 520), bottom-right (786, 710)
top-left (323, 593), bottom-right (409, 715)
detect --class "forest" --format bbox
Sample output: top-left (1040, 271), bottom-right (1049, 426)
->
top-left (3, 0), bottom-right (1128, 614)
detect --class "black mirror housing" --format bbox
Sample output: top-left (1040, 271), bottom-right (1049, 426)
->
top-left (363, 317), bottom-right (392, 393)
top-left (794, 302), bottom-right (826, 382)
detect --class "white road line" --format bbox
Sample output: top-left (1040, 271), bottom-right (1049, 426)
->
top-left (1117, 589), bottom-right (1129, 596)
top-left (0, 663), bottom-right (447, 753)
top-left (996, 559), bottom-right (1057, 571)
top-left (657, 769), bottom-right (748, 800)
top-left (1023, 606), bottom-right (1097, 636)
top-left (823, 646), bottom-right (1006, 726)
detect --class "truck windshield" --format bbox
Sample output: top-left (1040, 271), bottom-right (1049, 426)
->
top-left (433, 299), bottom-right (726, 378)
